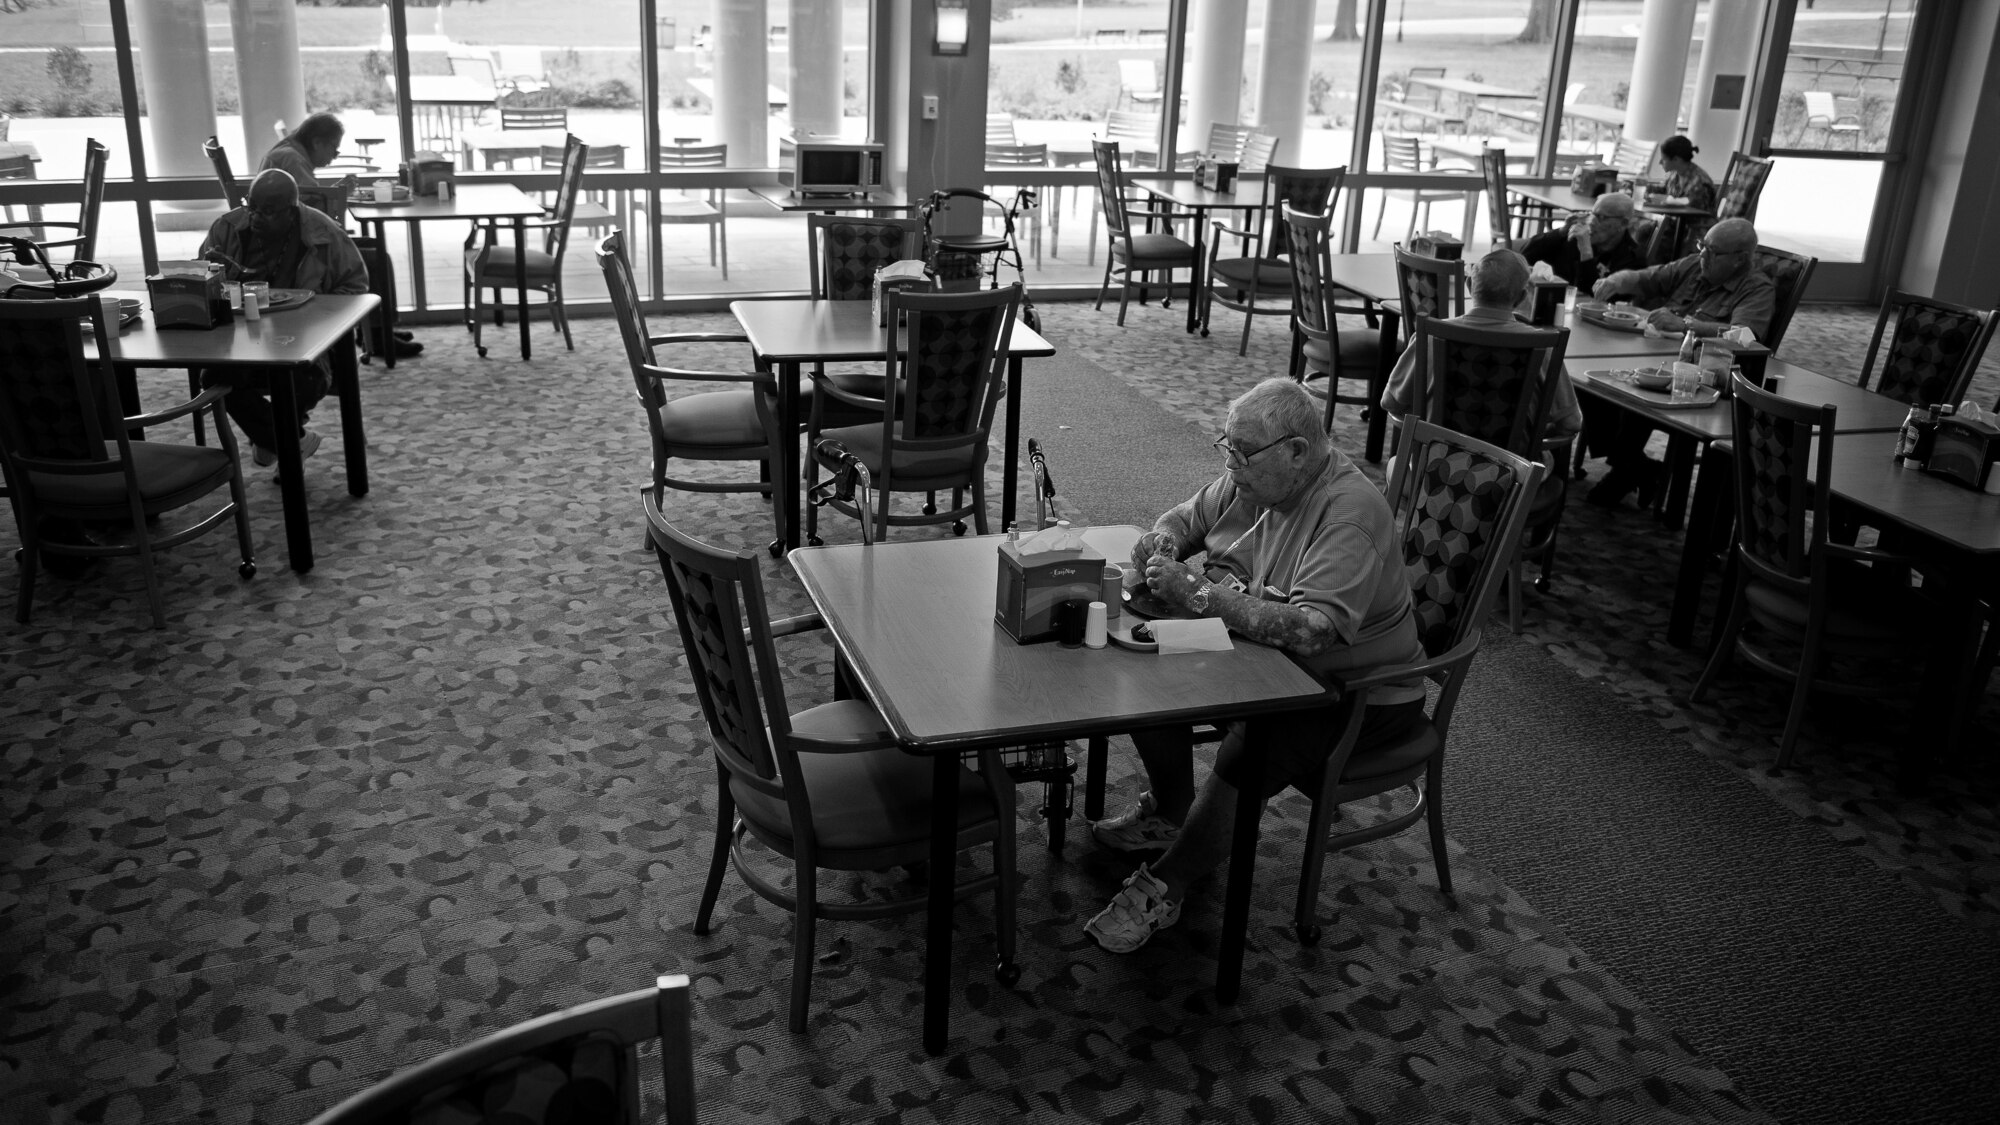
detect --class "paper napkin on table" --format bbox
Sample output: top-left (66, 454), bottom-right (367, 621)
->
top-left (1150, 618), bottom-right (1233, 654)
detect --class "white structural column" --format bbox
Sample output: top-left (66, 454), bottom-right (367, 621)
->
top-left (1686, 0), bottom-right (1761, 162)
top-left (1253, 0), bottom-right (1314, 165)
top-left (1624, 0), bottom-right (1699, 150)
top-left (1184, 0), bottom-right (1251, 154)
top-left (787, 0), bottom-right (843, 138)
top-left (713, 0), bottom-right (770, 164)
top-left (229, 0), bottom-right (308, 163)
top-left (133, 0), bottom-right (219, 202)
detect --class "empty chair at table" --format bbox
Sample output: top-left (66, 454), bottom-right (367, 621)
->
top-left (1090, 139), bottom-right (1196, 325)
top-left (1690, 379), bottom-right (1943, 770)
top-left (1282, 203), bottom-right (1387, 432)
top-left (805, 284), bottom-right (1023, 543)
top-left (1372, 136), bottom-right (1466, 242)
top-left (1856, 289), bottom-right (1998, 408)
top-left (599, 230), bottom-right (790, 550)
top-left (1117, 58), bottom-right (1162, 111)
top-left (0, 296), bottom-right (256, 630)
top-left (648, 494), bottom-right (1020, 1033)
top-left (805, 211), bottom-right (920, 425)
top-left (1201, 162), bottom-right (1342, 355)
top-left (463, 133), bottom-right (588, 356)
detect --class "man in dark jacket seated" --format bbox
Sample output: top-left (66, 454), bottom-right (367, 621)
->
top-left (1520, 191), bottom-right (1647, 288)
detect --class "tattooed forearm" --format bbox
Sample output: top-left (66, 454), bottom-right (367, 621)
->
top-left (1207, 585), bottom-right (1340, 655)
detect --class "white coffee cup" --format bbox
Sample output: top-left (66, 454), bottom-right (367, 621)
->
top-left (374, 180), bottom-right (394, 203)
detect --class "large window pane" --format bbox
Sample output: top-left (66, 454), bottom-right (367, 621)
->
top-left (1771, 0), bottom-right (1909, 154)
top-left (1, 0), bottom-right (134, 275)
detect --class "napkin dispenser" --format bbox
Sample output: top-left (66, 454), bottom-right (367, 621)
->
top-left (1408, 230), bottom-right (1463, 261)
top-left (1197, 159), bottom-right (1239, 193)
top-left (995, 538), bottom-right (1106, 644)
top-left (1527, 278), bottom-right (1568, 326)
top-left (1922, 415), bottom-right (2000, 490)
top-left (404, 152), bottom-right (456, 198)
top-left (146, 263), bottom-right (228, 330)
top-left (873, 259), bottom-right (932, 326)
top-left (1570, 164), bottom-right (1620, 198)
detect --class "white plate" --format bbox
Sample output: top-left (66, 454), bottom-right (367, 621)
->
top-left (1107, 622), bottom-right (1159, 652)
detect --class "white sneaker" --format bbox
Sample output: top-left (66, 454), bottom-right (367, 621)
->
top-left (1090, 790), bottom-right (1180, 856)
top-left (1085, 863), bottom-right (1182, 954)
top-left (298, 429), bottom-right (323, 460)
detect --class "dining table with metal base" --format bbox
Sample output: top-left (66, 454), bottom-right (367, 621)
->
top-left (790, 525), bottom-right (1334, 1054)
top-left (731, 298), bottom-right (1056, 555)
top-left (89, 292), bottom-right (382, 573)
top-left (349, 183), bottom-right (545, 360)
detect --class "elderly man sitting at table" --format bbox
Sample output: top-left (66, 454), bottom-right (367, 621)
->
top-left (1379, 248), bottom-right (1581, 507)
top-left (1084, 378), bottom-right (1428, 954)
top-left (198, 168), bottom-right (369, 468)
top-left (1520, 192), bottom-right (1647, 288)
top-left (1581, 216), bottom-right (1775, 507)
top-left (261, 112), bottom-right (356, 193)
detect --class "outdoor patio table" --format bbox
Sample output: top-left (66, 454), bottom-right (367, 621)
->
top-left (790, 525), bottom-right (1333, 1054)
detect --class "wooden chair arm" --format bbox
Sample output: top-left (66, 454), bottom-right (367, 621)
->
top-left (640, 362), bottom-right (773, 389)
top-left (806, 369), bottom-right (889, 413)
top-left (123, 384), bottom-right (231, 431)
top-left (1326, 631), bottom-right (1483, 694)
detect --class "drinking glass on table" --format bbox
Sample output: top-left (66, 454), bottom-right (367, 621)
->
top-left (1669, 361), bottom-right (1703, 403)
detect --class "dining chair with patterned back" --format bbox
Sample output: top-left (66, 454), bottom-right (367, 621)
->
top-left (201, 135), bottom-right (243, 209)
top-left (1281, 203), bottom-right (1386, 432)
top-left (597, 230), bottom-right (790, 552)
top-left (463, 133), bottom-right (587, 356)
top-left (1090, 139), bottom-right (1195, 326)
top-left (1200, 164), bottom-right (1343, 355)
top-left (0, 138), bottom-right (108, 264)
top-left (301, 975), bottom-right (697, 1125)
top-left (651, 141), bottom-right (730, 279)
top-left (804, 212), bottom-right (920, 425)
top-left (805, 285), bottom-right (1020, 545)
top-left (1401, 315), bottom-right (1573, 630)
top-left (1690, 377), bottom-right (1940, 770)
top-left (1390, 243), bottom-right (1467, 346)
top-left (1855, 289), bottom-right (1998, 407)
top-left (1715, 152), bottom-right (1774, 222)
top-left (1372, 135), bottom-right (1463, 241)
top-left (1293, 419), bottom-right (1544, 944)
top-left (647, 497), bottom-right (1020, 1032)
top-left (0, 296), bottom-right (255, 629)
top-left (1751, 244), bottom-right (1815, 351)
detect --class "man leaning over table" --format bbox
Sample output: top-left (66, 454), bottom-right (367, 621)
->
top-left (1380, 248), bottom-right (1581, 512)
top-left (1579, 216), bottom-right (1776, 508)
top-left (1520, 191), bottom-right (1647, 288)
top-left (261, 111), bottom-right (422, 359)
top-left (1084, 378), bottom-right (1428, 954)
top-left (198, 169), bottom-right (368, 469)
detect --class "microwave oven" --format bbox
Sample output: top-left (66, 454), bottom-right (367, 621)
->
top-left (779, 140), bottom-right (886, 196)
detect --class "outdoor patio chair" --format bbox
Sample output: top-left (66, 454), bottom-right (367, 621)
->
top-left (650, 141), bottom-right (729, 279)
top-left (1802, 91), bottom-right (1863, 149)
top-left (1372, 135), bottom-right (1464, 242)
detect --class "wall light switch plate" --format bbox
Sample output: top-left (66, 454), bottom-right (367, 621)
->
top-left (921, 95), bottom-right (940, 119)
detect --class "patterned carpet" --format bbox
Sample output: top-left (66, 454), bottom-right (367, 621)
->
top-left (2, 293), bottom-right (1997, 1125)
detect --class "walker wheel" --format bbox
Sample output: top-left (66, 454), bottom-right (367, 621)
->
top-left (995, 959), bottom-right (1021, 987)
top-left (238, 561), bottom-right (257, 579)
top-left (476, 346), bottom-right (488, 358)
top-left (767, 539), bottom-right (784, 558)
top-left (1295, 923), bottom-right (1322, 947)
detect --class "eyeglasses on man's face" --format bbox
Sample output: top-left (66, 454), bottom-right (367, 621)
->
top-left (1214, 433), bottom-right (1294, 467)
top-left (1697, 240), bottom-right (1748, 259)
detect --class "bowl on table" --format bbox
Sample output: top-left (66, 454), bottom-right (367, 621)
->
top-left (1596, 308), bottom-right (1644, 329)
top-left (1629, 367), bottom-right (1673, 391)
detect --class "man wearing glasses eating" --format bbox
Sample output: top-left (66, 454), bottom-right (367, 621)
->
top-left (1084, 378), bottom-right (1427, 954)
top-left (1580, 217), bottom-right (1776, 507)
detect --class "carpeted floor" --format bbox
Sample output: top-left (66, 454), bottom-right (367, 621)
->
top-left (1, 294), bottom-right (1996, 1125)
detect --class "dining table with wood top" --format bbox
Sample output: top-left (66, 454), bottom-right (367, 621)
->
top-left (86, 291), bottom-right (382, 573)
top-left (731, 297), bottom-right (1056, 554)
top-left (790, 524), bottom-right (1335, 1054)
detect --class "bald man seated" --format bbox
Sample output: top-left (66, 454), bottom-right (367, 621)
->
top-left (198, 169), bottom-right (369, 468)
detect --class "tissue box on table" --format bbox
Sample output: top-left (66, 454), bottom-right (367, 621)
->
top-left (146, 262), bottom-right (226, 330)
top-left (873, 260), bottom-right (932, 326)
top-left (995, 537), bottom-right (1105, 644)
